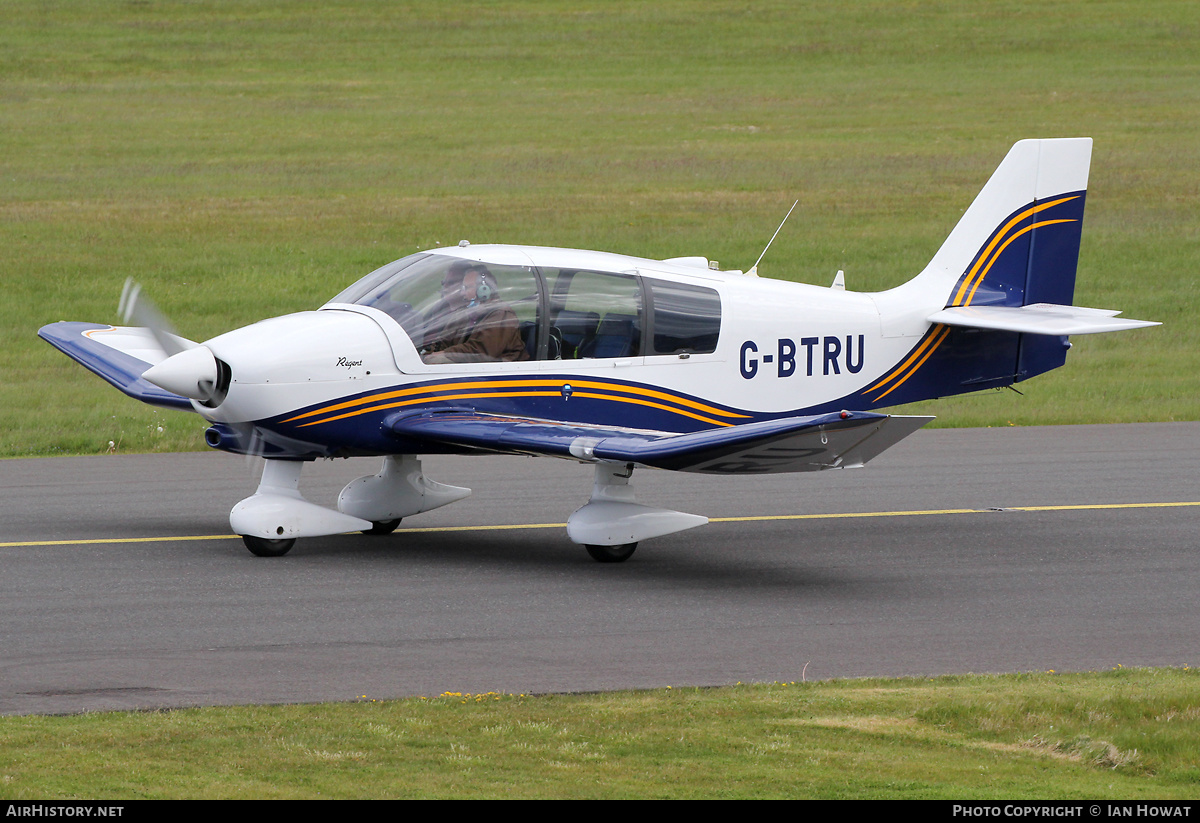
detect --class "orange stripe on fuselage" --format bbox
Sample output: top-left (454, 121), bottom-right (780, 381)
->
top-left (282, 378), bottom-right (750, 426)
top-left (295, 389), bottom-right (735, 429)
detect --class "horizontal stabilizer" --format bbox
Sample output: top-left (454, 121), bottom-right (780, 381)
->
top-left (387, 409), bottom-right (933, 475)
top-left (37, 322), bottom-right (196, 411)
top-left (928, 303), bottom-right (1160, 336)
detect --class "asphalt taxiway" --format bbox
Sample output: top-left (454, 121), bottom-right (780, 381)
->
top-left (1, 422), bottom-right (1197, 715)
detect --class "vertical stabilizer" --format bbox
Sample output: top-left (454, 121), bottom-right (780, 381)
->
top-left (865, 139), bottom-right (1104, 405)
top-left (916, 138), bottom-right (1092, 310)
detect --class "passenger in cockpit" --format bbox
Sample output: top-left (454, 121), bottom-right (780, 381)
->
top-left (422, 262), bottom-right (529, 363)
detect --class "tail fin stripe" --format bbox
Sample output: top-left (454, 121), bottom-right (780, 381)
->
top-left (962, 218), bottom-right (1077, 306)
top-left (950, 195), bottom-right (1080, 306)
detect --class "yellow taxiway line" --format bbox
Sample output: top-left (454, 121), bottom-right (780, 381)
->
top-left (3, 500), bottom-right (1199, 549)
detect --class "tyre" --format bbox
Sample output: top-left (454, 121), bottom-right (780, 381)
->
top-left (242, 535), bottom-right (296, 557)
top-left (362, 518), bottom-right (402, 535)
top-left (585, 542), bottom-right (637, 563)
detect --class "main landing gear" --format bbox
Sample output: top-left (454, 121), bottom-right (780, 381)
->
top-left (567, 463), bottom-right (707, 563)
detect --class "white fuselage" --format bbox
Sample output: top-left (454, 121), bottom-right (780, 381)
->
top-left (197, 245), bottom-right (939, 438)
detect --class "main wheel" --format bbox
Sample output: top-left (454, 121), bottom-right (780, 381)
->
top-left (362, 518), bottom-right (402, 536)
top-left (242, 535), bottom-right (296, 557)
top-left (585, 542), bottom-right (638, 563)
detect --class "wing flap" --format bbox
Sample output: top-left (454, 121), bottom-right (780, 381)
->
top-left (38, 322), bottom-right (196, 411)
top-left (387, 409), bottom-right (933, 475)
top-left (929, 303), bottom-right (1159, 335)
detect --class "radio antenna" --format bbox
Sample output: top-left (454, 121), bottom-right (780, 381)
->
top-left (747, 200), bottom-right (798, 277)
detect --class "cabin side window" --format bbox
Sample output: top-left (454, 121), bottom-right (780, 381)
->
top-left (337, 257), bottom-right (718, 363)
top-left (547, 269), bottom-right (644, 359)
top-left (647, 279), bottom-right (721, 355)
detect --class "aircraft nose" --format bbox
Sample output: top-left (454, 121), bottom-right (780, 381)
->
top-left (141, 345), bottom-right (222, 402)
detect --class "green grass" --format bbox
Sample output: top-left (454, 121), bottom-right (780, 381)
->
top-left (2, 0), bottom-right (1197, 456)
top-left (1, 668), bottom-right (1197, 799)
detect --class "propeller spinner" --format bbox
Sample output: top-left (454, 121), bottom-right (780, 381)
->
top-left (121, 278), bottom-right (225, 404)
top-left (141, 345), bottom-right (221, 402)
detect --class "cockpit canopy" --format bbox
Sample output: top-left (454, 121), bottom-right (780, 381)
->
top-left (328, 252), bottom-right (722, 363)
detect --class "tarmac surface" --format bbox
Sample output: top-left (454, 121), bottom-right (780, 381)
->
top-left (1, 422), bottom-right (1197, 715)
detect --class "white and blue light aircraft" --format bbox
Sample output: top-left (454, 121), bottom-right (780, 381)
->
top-left (40, 138), bottom-right (1157, 561)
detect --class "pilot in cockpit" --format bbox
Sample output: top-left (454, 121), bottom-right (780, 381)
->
top-left (421, 261), bottom-right (529, 364)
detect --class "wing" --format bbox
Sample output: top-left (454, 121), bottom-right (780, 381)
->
top-left (38, 322), bottom-right (196, 411)
top-left (386, 409), bottom-right (933, 475)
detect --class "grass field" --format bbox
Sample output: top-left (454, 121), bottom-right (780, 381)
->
top-left (2, 1), bottom-right (1196, 457)
top-left (1, 668), bottom-right (1197, 799)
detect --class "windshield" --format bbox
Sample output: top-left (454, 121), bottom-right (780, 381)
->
top-left (326, 253), bottom-right (429, 307)
top-left (332, 253), bottom-right (542, 363)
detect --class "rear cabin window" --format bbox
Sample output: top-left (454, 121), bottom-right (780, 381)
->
top-left (647, 279), bottom-right (721, 355)
top-left (548, 269), bottom-right (644, 359)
